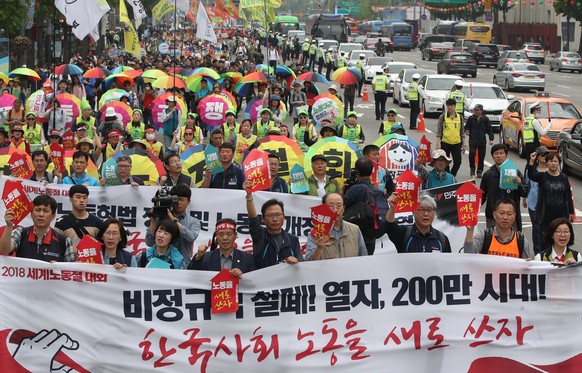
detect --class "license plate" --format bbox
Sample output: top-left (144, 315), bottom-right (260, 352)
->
top-left (525, 75), bottom-right (536, 79)
top-left (439, 49), bottom-right (446, 53)
top-left (489, 115), bottom-right (501, 122)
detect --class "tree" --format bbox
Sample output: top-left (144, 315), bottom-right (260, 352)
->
top-left (553, 0), bottom-right (582, 51)
top-left (0, 0), bottom-right (27, 36)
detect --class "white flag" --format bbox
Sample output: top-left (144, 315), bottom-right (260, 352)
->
top-left (89, 27), bottom-right (101, 43)
top-left (55, 0), bottom-right (111, 40)
top-left (196, 4), bottom-right (217, 43)
top-left (168, 0), bottom-right (191, 13)
top-left (127, 0), bottom-right (147, 28)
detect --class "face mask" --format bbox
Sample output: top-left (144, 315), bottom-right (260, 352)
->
top-left (146, 133), bottom-right (155, 141)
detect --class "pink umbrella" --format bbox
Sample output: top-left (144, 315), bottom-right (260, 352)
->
top-left (0, 94), bottom-right (18, 120)
top-left (25, 90), bottom-right (48, 123)
top-left (55, 93), bottom-right (81, 130)
top-left (151, 92), bottom-right (188, 129)
top-left (247, 98), bottom-right (285, 124)
top-left (197, 94), bottom-right (234, 129)
top-left (100, 101), bottom-right (133, 126)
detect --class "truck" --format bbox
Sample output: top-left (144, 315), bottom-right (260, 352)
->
top-left (306, 14), bottom-right (350, 42)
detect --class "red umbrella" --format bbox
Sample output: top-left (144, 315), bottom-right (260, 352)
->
top-left (83, 67), bottom-right (111, 79)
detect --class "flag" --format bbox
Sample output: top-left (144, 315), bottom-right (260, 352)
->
top-left (225, 0), bottom-right (239, 18)
top-left (25, 0), bottom-right (35, 30)
top-left (213, 0), bottom-right (230, 21)
top-left (186, 0), bottom-right (200, 23)
top-left (153, 0), bottom-right (175, 25)
top-left (196, 2), bottom-right (217, 43)
top-left (88, 27), bottom-right (101, 43)
top-left (127, 0), bottom-right (147, 28)
top-left (55, 0), bottom-right (111, 40)
top-left (119, 0), bottom-right (141, 56)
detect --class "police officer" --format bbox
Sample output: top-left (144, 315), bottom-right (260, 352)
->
top-left (449, 80), bottom-right (466, 115)
top-left (325, 47), bottom-right (334, 81)
top-left (522, 102), bottom-right (553, 160)
top-left (317, 42), bottom-right (326, 74)
top-left (309, 41), bottom-right (317, 70)
top-left (356, 54), bottom-right (366, 97)
top-left (337, 51), bottom-right (347, 68)
top-left (301, 38), bottom-right (310, 65)
top-left (408, 73), bottom-right (420, 130)
top-left (372, 71), bottom-right (389, 120)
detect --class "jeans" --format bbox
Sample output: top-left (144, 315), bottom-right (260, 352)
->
top-left (344, 95), bottom-right (355, 117)
top-left (163, 135), bottom-right (173, 152)
top-left (441, 141), bottom-right (462, 176)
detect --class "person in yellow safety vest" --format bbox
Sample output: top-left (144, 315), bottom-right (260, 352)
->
top-left (170, 127), bottom-right (198, 155)
top-left (355, 54), bottom-right (366, 97)
top-left (522, 102), bottom-right (553, 160)
top-left (339, 111), bottom-right (365, 149)
top-left (126, 109), bottom-right (146, 142)
top-left (23, 112), bottom-right (45, 152)
top-left (102, 129), bottom-right (126, 161)
top-left (222, 109), bottom-right (240, 143)
top-left (317, 43), bottom-right (326, 74)
top-left (378, 109), bottom-right (402, 136)
top-left (309, 42), bottom-right (317, 70)
top-left (436, 98), bottom-right (466, 176)
top-left (302, 39), bottom-right (311, 65)
top-left (234, 119), bottom-right (257, 165)
top-left (372, 71), bottom-right (389, 121)
top-left (292, 109), bottom-right (317, 152)
top-left (144, 125), bottom-right (164, 161)
top-left (253, 108), bottom-right (275, 139)
top-left (180, 113), bottom-right (203, 143)
top-left (408, 73), bottom-right (420, 130)
top-left (448, 80), bottom-right (466, 115)
top-left (72, 97), bottom-right (96, 140)
top-left (337, 51), bottom-right (347, 68)
top-left (325, 47), bottom-right (334, 80)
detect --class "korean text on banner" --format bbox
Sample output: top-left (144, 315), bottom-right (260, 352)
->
top-left (54, 0), bottom-right (111, 40)
top-left (127, 0), bottom-right (148, 28)
top-left (119, 0), bottom-right (141, 57)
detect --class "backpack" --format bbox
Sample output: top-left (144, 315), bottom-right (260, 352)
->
top-left (481, 228), bottom-right (525, 257)
top-left (343, 185), bottom-right (388, 239)
top-left (402, 226), bottom-right (448, 253)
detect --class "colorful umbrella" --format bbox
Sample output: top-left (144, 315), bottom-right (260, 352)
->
top-left (297, 72), bottom-right (329, 84)
top-left (9, 67), bottom-right (41, 81)
top-left (98, 89), bottom-right (131, 109)
top-left (220, 72), bottom-right (243, 84)
top-left (257, 135), bottom-right (304, 182)
top-left (197, 94), bottom-right (234, 129)
top-left (311, 93), bottom-right (344, 127)
top-left (235, 81), bottom-right (255, 97)
top-left (151, 92), bottom-right (188, 129)
top-left (252, 64), bottom-right (274, 74)
top-left (0, 148), bottom-right (32, 175)
top-left (192, 67), bottom-right (220, 80)
top-left (275, 65), bottom-right (296, 78)
top-left (185, 75), bottom-right (215, 92)
top-left (218, 90), bottom-right (237, 110)
top-left (110, 66), bottom-right (134, 74)
top-left (0, 72), bottom-right (9, 84)
top-left (104, 73), bottom-right (134, 89)
top-left (48, 150), bottom-right (99, 179)
top-left (54, 64), bottom-right (83, 76)
top-left (25, 90), bottom-right (47, 123)
top-left (152, 75), bottom-right (186, 89)
top-left (113, 148), bottom-right (166, 186)
top-left (332, 67), bottom-right (362, 85)
top-left (0, 94), bottom-right (18, 116)
top-left (373, 134), bottom-right (419, 178)
top-left (141, 69), bottom-right (167, 82)
top-left (168, 68), bottom-right (192, 77)
top-left (240, 71), bottom-right (269, 84)
top-left (100, 101), bottom-right (133, 126)
top-left (179, 144), bottom-right (206, 187)
top-left (122, 69), bottom-right (143, 79)
top-left (304, 136), bottom-right (359, 185)
top-left (55, 93), bottom-right (81, 130)
top-left (246, 97), bottom-right (286, 124)
top-left (83, 67), bottom-right (111, 79)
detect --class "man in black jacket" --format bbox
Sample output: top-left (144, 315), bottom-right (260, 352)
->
top-left (464, 104), bottom-right (494, 178)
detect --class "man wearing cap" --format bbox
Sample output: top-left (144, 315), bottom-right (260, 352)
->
top-left (102, 129), bottom-right (125, 161)
top-left (71, 98), bottom-right (97, 140)
top-left (161, 96), bottom-right (180, 150)
top-left (378, 109), bottom-right (402, 136)
top-left (436, 98), bottom-right (466, 176)
top-left (339, 111), bottom-right (365, 147)
top-left (307, 154), bottom-right (341, 197)
top-left (201, 142), bottom-right (245, 190)
top-left (144, 125), bottom-right (164, 160)
top-left (317, 43), bottom-right (325, 74)
top-left (465, 104), bottom-right (494, 178)
top-left (417, 149), bottom-right (456, 189)
top-left (254, 108), bottom-right (276, 139)
top-left (9, 125), bottom-right (30, 154)
top-left (99, 106), bottom-right (124, 139)
top-left (522, 102), bottom-right (553, 160)
top-left (126, 109), bottom-right (146, 141)
top-left (222, 109), bottom-right (240, 144)
top-left (188, 218), bottom-right (255, 275)
top-left (356, 54), bottom-right (366, 97)
top-left (62, 151), bottom-right (99, 186)
top-left (268, 153), bottom-right (289, 193)
top-left (448, 80), bottom-right (466, 115)
top-left (372, 71), bottom-right (389, 120)
top-left (30, 150), bottom-right (61, 185)
top-left (408, 73), bottom-right (420, 130)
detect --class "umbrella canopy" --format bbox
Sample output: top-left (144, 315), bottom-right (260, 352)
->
top-left (311, 93), bottom-right (344, 127)
top-left (220, 72), bottom-right (243, 84)
top-left (240, 71), bottom-right (269, 84)
top-left (111, 66), bottom-right (134, 74)
top-left (25, 90), bottom-right (47, 122)
top-left (168, 67), bottom-right (192, 77)
top-left (252, 64), bottom-right (274, 74)
top-left (0, 72), bottom-right (8, 84)
top-left (275, 65), bottom-right (296, 78)
top-left (332, 67), bottom-right (362, 85)
top-left (83, 67), bottom-right (111, 79)
top-left (185, 75), bottom-right (215, 92)
top-left (54, 64), bottom-right (84, 76)
top-left (113, 149), bottom-right (166, 186)
top-left (98, 88), bottom-right (131, 109)
top-left (197, 94), bottom-right (234, 129)
top-left (55, 93), bottom-right (81, 129)
top-left (122, 69), bottom-right (143, 79)
top-left (103, 73), bottom-right (134, 89)
top-left (297, 72), bottom-right (329, 84)
top-left (304, 136), bottom-right (359, 185)
top-left (151, 92), bottom-right (188, 129)
top-left (245, 97), bottom-right (286, 124)
top-left (0, 148), bottom-right (32, 175)
top-left (0, 94), bottom-right (18, 114)
top-left (191, 67), bottom-right (220, 80)
top-left (141, 69), bottom-right (167, 82)
top-left (373, 134), bottom-right (419, 178)
top-left (100, 101), bottom-right (133, 125)
top-left (152, 75), bottom-right (186, 89)
top-left (179, 144), bottom-right (206, 187)
top-left (257, 135), bottom-right (304, 182)
top-left (217, 90), bottom-right (238, 110)
top-left (9, 67), bottom-right (41, 81)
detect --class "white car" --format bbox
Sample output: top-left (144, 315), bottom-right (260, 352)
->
top-left (518, 43), bottom-right (545, 64)
top-left (338, 42), bottom-right (364, 56)
top-left (364, 56), bottom-right (395, 83)
top-left (393, 68), bottom-right (436, 107)
top-left (382, 62), bottom-right (417, 96)
top-left (457, 82), bottom-right (513, 131)
top-left (417, 74), bottom-right (463, 116)
top-left (346, 50), bottom-right (376, 67)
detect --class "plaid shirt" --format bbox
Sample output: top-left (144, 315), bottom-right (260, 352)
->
top-left (11, 227), bottom-right (75, 262)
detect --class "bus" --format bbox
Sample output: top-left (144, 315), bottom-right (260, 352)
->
top-left (271, 15), bottom-right (300, 35)
top-left (381, 22), bottom-right (414, 50)
top-left (308, 14), bottom-right (350, 42)
top-left (433, 20), bottom-right (459, 35)
top-left (452, 22), bottom-right (492, 43)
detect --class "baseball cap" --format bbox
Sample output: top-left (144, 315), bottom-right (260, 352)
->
top-left (473, 104), bottom-right (484, 111)
top-left (536, 146), bottom-right (549, 155)
top-left (311, 154), bottom-right (327, 163)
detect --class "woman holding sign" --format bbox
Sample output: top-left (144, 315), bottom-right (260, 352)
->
top-left (96, 218), bottom-right (137, 269)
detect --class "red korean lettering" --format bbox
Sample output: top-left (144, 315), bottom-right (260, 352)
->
top-left (179, 328), bottom-right (213, 372)
top-left (296, 329), bottom-right (320, 361)
top-left (426, 317), bottom-right (449, 350)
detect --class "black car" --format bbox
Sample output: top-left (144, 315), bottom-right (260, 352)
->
top-left (418, 34), bottom-right (456, 51)
top-left (558, 120), bottom-right (582, 176)
top-left (466, 43), bottom-right (500, 68)
top-left (421, 42), bottom-right (454, 61)
top-left (437, 52), bottom-right (477, 78)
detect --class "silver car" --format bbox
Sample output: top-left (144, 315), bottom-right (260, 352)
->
top-left (496, 50), bottom-right (530, 70)
top-left (518, 43), bottom-right (545, 64)
top-left (550, 51), bottom-right (582, 73)
top-left (493, 62), bottom-right (545, 92)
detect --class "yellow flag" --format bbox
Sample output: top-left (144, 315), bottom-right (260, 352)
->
top-left (152, 0), bottom-right (175, 25)
top-left (268, 0), bottom-right (282, 8)
top-left (119, 0), bottom-right (141, 56)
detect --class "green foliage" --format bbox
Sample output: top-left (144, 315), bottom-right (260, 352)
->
top-left (0, 0), bottom-right (28, 36)
top-left (553, 0), bottom-right (582, 22)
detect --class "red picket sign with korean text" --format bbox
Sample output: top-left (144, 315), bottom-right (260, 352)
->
top-left (62, 130), bottom-right (76, 150)
top-left (1, 180), bottom-right (33, 226)
top-left (394, 169), bottom-right (422, 213)
top-left (417, 135), bottom-right (432, 163)
top-left (8, 152), bottom-right (33, 179)
top-left (371, 160), bottom-right (379, 187)
top-left (49, 142), bottom-right (66, 174)
top-left (76, 235), bottom-right (104, 264)
top-left (456, 181), bottom-right (483, 226)
top-left (211, 269), bottom-right (239, 314)
top-left (310, 203), bottom-right (338, 238)
top-left (243, 149), bottom-right (271, 193)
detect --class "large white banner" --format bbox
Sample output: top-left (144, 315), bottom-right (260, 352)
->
top-left (196, 3), bottom-right (217, 43)
top-left (0, 255), bottom-right (580, 372)
top-left (54, 0), bottom-right (111, 41)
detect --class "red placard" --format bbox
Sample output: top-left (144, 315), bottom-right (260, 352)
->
top-left (1, 180), bottom-right (33, 226)
top-left (417, 135), bottom-right (432, 163)
top-left (49, 142), bottom-right (66, 174)
top-left (456, 181), bottom-right (483, 226)
top-left (394, 169), bottom-right (422, 213)
top-left (242, 149), bottom-right (271, 193)
top-left (8, 152), bottom-right (33, 179)
top-left (62, 130), bottom-right (76, 150)
top-left (370, 160), bottom-right (379, 187)
top-left (310, 203), bottom-right (338, 238)
top-left (76, 235), bottom-right (104, 264)
top-left (211, 269), bottom-right (239, 314)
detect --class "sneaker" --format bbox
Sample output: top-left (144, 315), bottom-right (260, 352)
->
top-left (477, 171), bottom-right (483, 178)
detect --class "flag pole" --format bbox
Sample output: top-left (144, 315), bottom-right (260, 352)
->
top-left (173, 0), bottom-right (178, 91)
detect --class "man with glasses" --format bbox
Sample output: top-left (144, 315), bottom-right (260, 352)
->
top-left (55, 185), bottom-right (103, 246)
top-left (30, 150), bottom-right (62, 185)
top-left (158, 153), bottom-right (194, 187)
top-left (243, 180), bottom-right (302, 269)
top-left (116, 155), bottom-right (144, 186)
top-left (268, 153), bottom-right (288, 193)
top-left (385, 193), bottom-right (451, 253)
top-left (464, 198), bottom-right (532, 259)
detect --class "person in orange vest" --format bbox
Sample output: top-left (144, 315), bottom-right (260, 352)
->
top-left (9, 125), bottom-right (30, 154)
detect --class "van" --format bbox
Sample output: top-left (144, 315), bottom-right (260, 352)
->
top-left (287, 30), bottom-right (305, 44)
top-left (419, 35), bottom-right (456, 51)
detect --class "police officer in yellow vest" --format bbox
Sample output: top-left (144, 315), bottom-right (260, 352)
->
top-left (337, 51), bottom-right (347, 68)
top-left (222, 109), bottom-right (240, 143)
top-left (126, 109), bottom-right (145, 141)
top-left (23, 112), bottom-right (45, 152)
top-left (339, 111), bottom-right (365, 148)
top-left (302, 39), bottom-right (311, 65)
top-left (356, 54), bottom-right (366, 97)
top-left (448, 80), bottom-right (466, 115)
top-left (523, 102), bottom-right (553, 160)
top-left (309, 42), bottom-right (317, 70)
top-left (408, 73), bottom-right (420, 130)
top-left (72, 97), bottom-right (96, 140)
top-left (436, 98), bottom-right (466, 176)
top-left (372, 71), bottom-right (389, 120)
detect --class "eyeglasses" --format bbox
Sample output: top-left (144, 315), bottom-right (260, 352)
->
top-left (27, 117), bottom-right (35, 120)
top-left (554, 230), bottom-right (571, 236)
top-left (417, 208), bottom-right (435, 214)
top-left (104, 231), bottom-right (121, 237)
top-left (264, 212), bottom-right (284, 219)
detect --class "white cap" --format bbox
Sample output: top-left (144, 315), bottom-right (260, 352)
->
top-left (412, 73), bottom-right (420, 80)
top-left (319, 42), bottom-right (323, 46)
top-left (328, 47), bottom-right (333, 51)
top-left (454, 80), bottom-right (464, 86)
top-left (359, 53), bottom-right (365, 58)
top-left (105, 107), bottom-right (116, 118)
top-left (328, 84), bottom-right (338, 91)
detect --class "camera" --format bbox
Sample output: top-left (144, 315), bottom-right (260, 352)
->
top-left (145, 187), bottom-right (178, 220)
top-left (346, 168), bottom-right (358, 188)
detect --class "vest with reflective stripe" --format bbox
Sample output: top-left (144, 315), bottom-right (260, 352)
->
top-left (407, 82), bottom-right (418, 101)
top-left (449, 91), bottom-right (465, 113)
top-left (341, 124), bottom-right (361, 142)
top-left (337, 56), bottom-right (346, 67)
top-left (302, 42), bottom-right (310, 52)
top-left (442, 113), bottom-right (462, 145)
top-left (372, 75), bottom-right (388, 91)
top-left (309, 44), bottom-right (317, 55)
top-left (523, 115), bottom-right (536, 144)
top-left (381, 120), bottom-right (402, 136)
top-left (76, 116), bottom-right (95, 139)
